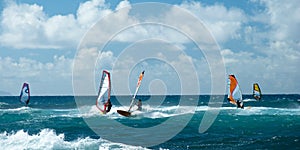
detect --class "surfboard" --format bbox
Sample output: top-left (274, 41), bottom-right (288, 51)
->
top-left (117, 110), bottom-right (131, 117)
top-left (96, 70), bottom-right (112, 114)
top-left (117, 70), bottom-right (144, 117)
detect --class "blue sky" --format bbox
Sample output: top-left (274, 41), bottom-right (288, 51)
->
top-left (0, 0), bottom-right (299, 95)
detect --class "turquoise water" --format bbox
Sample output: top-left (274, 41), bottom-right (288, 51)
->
top-left (0, 95), bottom-right (299, 149)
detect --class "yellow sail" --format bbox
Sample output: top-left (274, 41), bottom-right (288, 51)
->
top-left (253, 83), bottom-right (262, 100)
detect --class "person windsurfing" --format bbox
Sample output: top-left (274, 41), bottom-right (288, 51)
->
top-left (236, 100), bottom-right (244, 109)
top-left (117, 70), bottom-right (145, 117)
top-left (136, 99), bottom-right (142, 111)
top-left (104, 99), bottom-right (112, 113)
top-left (227, 74), bottom-right (244, 109)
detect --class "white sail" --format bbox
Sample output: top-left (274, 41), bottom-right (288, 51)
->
top-left (20, 83), bottom-right (30, 106)
top-left (96, 70), bottom-right (111, 112)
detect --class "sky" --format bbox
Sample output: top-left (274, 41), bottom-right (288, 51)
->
top-left (0, 0), bottom-right (299, 96)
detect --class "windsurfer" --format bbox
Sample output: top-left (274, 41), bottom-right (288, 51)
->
top-left (104, 99), bottom-right (112, 113)
top-left (236, 100), bottom-right (244, 109)
top-left (136, 99), bottom-right (142, 111)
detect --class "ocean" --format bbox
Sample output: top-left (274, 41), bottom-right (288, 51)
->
top-left (0, 95), bottom-right (299, 149)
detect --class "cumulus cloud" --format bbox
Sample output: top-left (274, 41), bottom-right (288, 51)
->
top-left (0, 56), bottom-right (73, 95)
top-left (178, 1), bottom-right (246, 43)
top-left (77, 0), bottom-right (112, 28)
top-left (214, 0), bottom-right (300, 94)
top-left (262, 0), bottom-right (300, 41)
top-left (247, 0), bottom-right (300, 50)
top-left (0, 2), bottom-right (48, 49)
top-left (1, 0), bottom-right (299, 95)
top-left (0, 0), bottom-right (114, 49)
top-left (221, 47), bottom-right (299, 94)
top-left (0, 0), bottom-right (247, 49)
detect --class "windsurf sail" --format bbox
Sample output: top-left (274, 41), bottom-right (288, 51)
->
top-left (96, 70), bottom-right (111, 113)
top-left (128, 70), bottom-right (145, 112)
top-left (253, 83), bottom-right (262, 100)
top-left (227, 75), bottom-right (243, 108)
top-left (20, 83), bottom-right (30, 106)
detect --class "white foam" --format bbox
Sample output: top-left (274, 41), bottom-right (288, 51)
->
top-left (233, 107), bottom-right (300, 116)
top-left (0, 102), bottom-right (9, 106)
top-left (73, 105), bottom-right (196, 119)
top-left (0, 106), bottom-right (34, 114)
top-left (0, 129), bottom-right (150, 150)
top-left (243, 99), bottom-right (257, 102)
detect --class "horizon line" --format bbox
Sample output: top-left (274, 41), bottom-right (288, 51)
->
top-left (1, 93), bottom-right (299, 96)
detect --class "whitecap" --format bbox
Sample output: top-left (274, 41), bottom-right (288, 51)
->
top-left (0, 129), bottom-right (150, 150)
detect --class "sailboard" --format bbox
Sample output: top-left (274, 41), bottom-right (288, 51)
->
top-left (253, 83), bottom-right (262, 100)
top-left (117, 70), bottom-right (145, 117)
top-left (20, 83), bottom-right (30, 106)
top-left (96, 70), bottom-right (111, 114)
top-left (227, 75), bottom-right (244, 109)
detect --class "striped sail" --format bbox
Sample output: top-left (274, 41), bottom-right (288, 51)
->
top-left (20, 83), bottom-right (30, 106)
top-left (96, 70), bottom-right (111, 113)
top-left (227, 75), bottom-right (243, 105)
top-left (253, 83), bottom-right (262, 100)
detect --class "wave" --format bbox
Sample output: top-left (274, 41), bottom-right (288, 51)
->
top-left (234, 106), bottom-right (300, 116)
top-left (75, 105), bottom-right (195, 119)
top-left (0, 102), bottom-right (9, 106)
top-left (0, 129), bottom-right (150, 150)
top-left (243, 99), bottom-right (257, 102)
top-left (0, 106), bottom-right (34, 114)
top-left (2, 105), bottom-right (299, 120)
top-left (195, 106), bottom-right (300, 116)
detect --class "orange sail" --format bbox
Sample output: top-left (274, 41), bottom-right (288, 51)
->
top-left (227, 75), bottom-right (243, 106)
top-left (137, 71), bottom-right (145, 87)
top-left (128, 70), bottom-right (145, 111)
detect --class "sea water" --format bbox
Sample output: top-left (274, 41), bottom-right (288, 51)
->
top-left (0, 95), bottom-right (299, 149)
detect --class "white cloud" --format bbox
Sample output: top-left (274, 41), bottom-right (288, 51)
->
top-left (72, 47), bottom-right (110, 95)
top-left (0, 55), bottom-right (73, 95)
top-left (44, 14), bottom-right (83, 47)
top-left (1, 0), bottom-right (299, 95)
top-left (216, 0), bottom-right (300, 94)
top-left (0, 0), bottom-right (114, 49)
top-left (178, 1), bottom-right (246, 43)
top-left (79, 1), bottom-right (235, 58)
top-left (77, 0), bottom-right (112, 29)
top-left (0, 2), bottom-right (47, 48)
top-left (221, 47), bottom-right (299, 94)
top-left (116, 0), bottom-right (131, 10)
top-left (261, 0), bottom-right (300, 41)
top-left (99, 48), bottom-right (200, 95)
top-left (0, 0), bottom-right (246, 49)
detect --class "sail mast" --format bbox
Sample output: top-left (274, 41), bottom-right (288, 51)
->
top-left (128, 70), bottom-right (145, 111)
